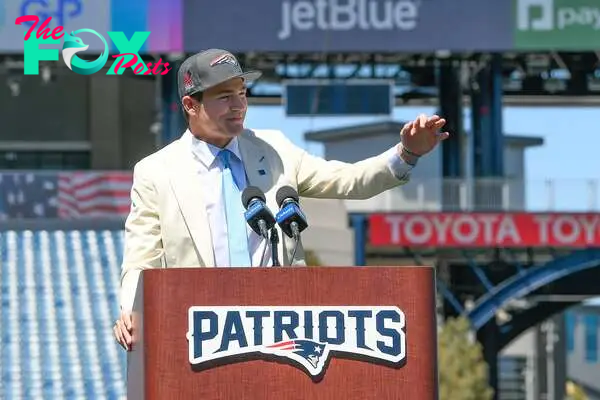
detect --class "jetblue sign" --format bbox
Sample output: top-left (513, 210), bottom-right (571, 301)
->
top-left (187, 306), bottom-right (406, 377)
top-left (183, 0), bottom-right (512, 52)
top-left (277, 0), bottom-right (420, 41)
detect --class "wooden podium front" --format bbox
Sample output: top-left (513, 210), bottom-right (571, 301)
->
top-left (127, 266), bottom-right (438, 400)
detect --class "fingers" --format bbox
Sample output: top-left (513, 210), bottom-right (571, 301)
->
top-left (401, 121), bottom-right (413, 137)
top-left (113, 322), bottom-right (127, 351)
top-left (415, 114), bottom-right (446, 130)
top-left (122, 311), bottom-right (132, 331)
top-left (433, 118), bottom-right (446, 130)
top-left (403, 114), bottom-right (450, 152)
top-left (418, 114), bottom-right (428, 129)
top-left (121, 322), bottom-right (132, 350)
top-left (411, 120), bottom-right (420, 135)
top-left (114, 314), bottom-right (133, 351)
top-left (437, 131), bottom-right (450, 141)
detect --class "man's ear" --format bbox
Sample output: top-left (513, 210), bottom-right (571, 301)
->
top-left (181, 96), bottom-right (196, 116)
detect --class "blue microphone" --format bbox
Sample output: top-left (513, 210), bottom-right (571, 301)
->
top-left (275, 186), bottom-right (308, 241)
top-left (241, 186), bottom-right (275, 239)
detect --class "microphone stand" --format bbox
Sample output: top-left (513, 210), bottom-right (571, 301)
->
top-left (270, 228), bottom-right (280, 267)
top-left (258, 220), bottom-right (269, 267)
top-left (289, 221), bottom-right (300, 265)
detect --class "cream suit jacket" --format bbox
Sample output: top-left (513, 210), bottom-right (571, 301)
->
top-left (119, 128), bottom-right (411, 311)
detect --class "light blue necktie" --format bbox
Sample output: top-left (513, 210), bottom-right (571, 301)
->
top-left (218, 149), bottom-right (252, 267)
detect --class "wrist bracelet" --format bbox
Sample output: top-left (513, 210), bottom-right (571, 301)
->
top-left (401, 144), bottom-right (422, 158)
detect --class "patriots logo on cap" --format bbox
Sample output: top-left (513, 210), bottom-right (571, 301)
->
top-left (210, 53), bottom-right (243, 74)
top-left (183, 71), bottom-right (194, 89)
top-left (210, 53), bottom-right (238, 67)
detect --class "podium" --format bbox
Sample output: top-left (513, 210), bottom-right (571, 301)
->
top-left (127, 266), bottom-right (438, 399)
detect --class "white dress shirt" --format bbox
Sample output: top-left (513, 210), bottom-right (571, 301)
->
top-left (186, 130), bottom-right (415, 268)
top-left (187, 131), bottom-right (271, 267)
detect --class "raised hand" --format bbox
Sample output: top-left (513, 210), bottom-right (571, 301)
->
top-left (399, 114), bottom-right (449, 160)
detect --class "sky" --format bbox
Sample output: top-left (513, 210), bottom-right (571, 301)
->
top-left (245, 104), bottom-right (600, 212)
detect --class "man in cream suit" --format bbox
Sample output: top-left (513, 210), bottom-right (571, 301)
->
top-left (114, 49), bottom-right (449, 350)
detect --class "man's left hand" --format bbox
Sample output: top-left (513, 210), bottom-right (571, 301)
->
top-left (398, 114), bottom-right (449, 163)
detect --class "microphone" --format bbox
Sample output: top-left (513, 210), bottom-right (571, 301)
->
top-left (241, 186), bottom-right (276, 267)
top-left (242, 186), bottom-right (276, 238)
top-left (275, 186), bottom-right (308, 265)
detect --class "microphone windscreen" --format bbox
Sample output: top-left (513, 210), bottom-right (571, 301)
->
top-left (276, 186), bottom-right (299, 208)
top-left (241, 186), bottom-right (266, 209)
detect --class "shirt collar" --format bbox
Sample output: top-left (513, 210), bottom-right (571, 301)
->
top-left (186, 129), bottom-right (243, 168)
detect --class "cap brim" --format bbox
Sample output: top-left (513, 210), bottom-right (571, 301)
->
top-left (207, 70), bottom-right (263, 92)
top-left (223, 70), bottom-right (262, 88)
top-left (238, 70), bottom-right (262, 83)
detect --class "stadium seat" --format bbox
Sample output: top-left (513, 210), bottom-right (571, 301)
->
top-left (1, 230), bottom-right (127, 400)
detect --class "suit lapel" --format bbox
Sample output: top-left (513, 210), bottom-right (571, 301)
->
top-left (166, 138), bottom-right (215, 267)
top-left (238, 132), bottom-right (272, 192)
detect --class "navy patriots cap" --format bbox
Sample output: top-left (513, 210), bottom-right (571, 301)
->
top-left (177, 49), bottom-right (262, 99)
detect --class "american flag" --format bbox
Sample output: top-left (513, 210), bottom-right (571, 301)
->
top-left (0, 171), bottom-right (133, 220)
top-left (0, 172), bottom-right (59, 219)
top-left (57, 172), bottom-right (133, 218)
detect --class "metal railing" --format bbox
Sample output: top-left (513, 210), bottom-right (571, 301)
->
top-left (344, 178), bottom-right (600, 213)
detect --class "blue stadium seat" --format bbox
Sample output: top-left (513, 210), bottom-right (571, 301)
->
top-left (1, 230), bottom-right (127, 400)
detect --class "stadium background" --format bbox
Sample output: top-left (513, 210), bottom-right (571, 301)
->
top-left (2, 0), bottom-right (600, 399)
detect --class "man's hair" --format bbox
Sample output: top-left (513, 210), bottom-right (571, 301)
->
top-left (182, 92), bottom-right (203, 124)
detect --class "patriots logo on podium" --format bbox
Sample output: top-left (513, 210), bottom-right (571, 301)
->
top-left (186, 306), bottom-right (406, 378)
top-left (265, 339), bottom-right (329, 374)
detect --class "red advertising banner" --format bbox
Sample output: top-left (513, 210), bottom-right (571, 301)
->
top-left (369, 213), bottom-right (600, 248)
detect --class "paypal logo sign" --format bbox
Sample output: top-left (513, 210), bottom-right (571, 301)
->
top-left (517, 0), bottom-right (600, 31)
top-left (187, 305), bottom-right (407, 378)
top-left (517, 0), bottom-right (554, 30)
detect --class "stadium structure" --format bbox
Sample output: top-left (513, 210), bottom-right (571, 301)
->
top-left (2, 0), bottom-right (600, 399)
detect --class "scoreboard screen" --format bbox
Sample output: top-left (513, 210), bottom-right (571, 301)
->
top-left (283, 80), bottom-right (393, 116)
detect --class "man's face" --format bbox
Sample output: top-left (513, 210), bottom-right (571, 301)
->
top-left (188, 78), bottom-right (248, 140)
